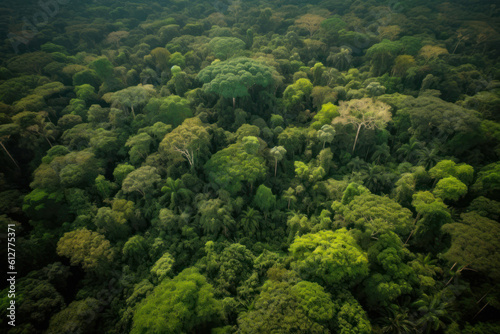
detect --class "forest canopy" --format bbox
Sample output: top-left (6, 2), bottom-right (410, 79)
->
top-left (0, 0), bottom-right (499, 333)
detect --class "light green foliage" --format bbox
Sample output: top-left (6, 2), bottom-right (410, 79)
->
top-left (205, 142), bottom-right (267, 194)
top-left (150, 252), bottom-right (175, 282)
top-left (95, 174), bottom-right (116, 199)
top-left (209, 37), bottom-right (246, 59)
top-left (242, 136), bottom-right (260, 155)
top-left (433, 176), bottom-right (467, 201)
top-left (334, 292), bottom-right (372, 334)
top-left (333, 192), bottom-right (413, 237)
top-left (144, 95), bottom-right (192, 127)
top-left (283, 78), bottom-right (313, 112)
top-left (289, 229), bottom-right (369, 287)
top-left (122, 166), bottom-right (161, 197)
top-left (270, 114), bottom-right (284, 128)
top-left (365, 39), bottom-right (403, 75)
top-left (56, 228), bottom-right (114, 272)
top-left (412, 191), bottom-right (451, 246)
top-left (237, 279), bottom-right (335, 333)
top-left (294, 161), bottom-right (326, 183)
top-left (442, 212), bottom-right (500, 280)
top-left (270, 146), bottom-right (287, 176)
top-left (89, 128), bottom-right (122, 158)
top-left (197, 57), bottom-right (274, 99)
top-left (113, 163), bottom-right (135, 184)
top-left (311, 102), bottom-right (339, 129)
top-left (429, 160), bottom-right (474, 185)
top-left (74, 84), bottom-right (96, 102)
top-left (253, 184), bottom-right (276, 213)
top-left (131, 268), bottom-right (222, 334)
top-left (109, 84), bottom-right (156, 118)
top-left (317, 124), bottom-right (336, 148)
top-left (160, 117), bottom-right (211, 167)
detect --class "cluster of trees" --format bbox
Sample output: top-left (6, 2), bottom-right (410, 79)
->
top-left (1, 0), bottom-right (499, 333)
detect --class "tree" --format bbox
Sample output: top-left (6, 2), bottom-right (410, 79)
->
top-left (333, 98), bottom-right (391, 153)
top-left (0, 123), bottom-right (20, 169)
top-left (131, 268), bottom-right (222, 334)
top-left (197, 57), bottom-right (274, 108)
top-left (433, 177), bottom-right (467, 202)
top-left (238, 279), bottom-right (335, 333)
top-left (122, 166), bottom-right (161, 197)
top-left (56, 228), bottom-right (114, 273)
top-left (159, 117), bottom-right (211, 168)
top-left (317, 124), bottom-right (336, 148)
top-left (365, 39), bottom-right (403, 76)
top-left (150, 252), bottom-right (175, 282)
top-left (239, 207), bottom-right (262, 237)
top-left (289, 229), bottom-right (369, 288)
top-left (46, 298), bottom-right (100, 334)
top-left (412, 293), bottom-right (451, 334)
top-left (270, 146), bottom-right (286, 177)
top-left (144, 95), bottom-right (193, 127)
top-left (109, 84), bottom-right (156, 119)
top-left (295, 14), bottom-right (326, 37)
top-left (442, 212), bottom-right (500, 280)
top-left (253, 184), bottom-right (276, 218)
top-left (208, 37), bottom-right (246, 60)
top-left (282, 78), bottom-right (313, 114)
top-left (311, 102), bottom-right (339, 130)
top-left (125, 132), bottom-right (153, 165)
top-left (205, 142), bottom-right (267, 194)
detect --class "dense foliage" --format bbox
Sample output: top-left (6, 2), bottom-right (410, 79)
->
top-left (1, 0), bottom-right (499, 333)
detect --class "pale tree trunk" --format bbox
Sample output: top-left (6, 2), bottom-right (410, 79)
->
top-left (233, 97), bottom-right (236, 109)
top-left (352, 124), bottom-right (362, 153)
top-left (274, 158), bottom-right (278, 177)
top-left (0, 142), bottom-right (20, 170)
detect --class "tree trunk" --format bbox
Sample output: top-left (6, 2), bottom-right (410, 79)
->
top-left (131, 105), bottom-right (136, 119)
top-left (233, 97), bottom-right (236, 109)
top-left (274, 158), bottom-right (278, 177)
top-left (0, 141), bottom-right (20, 170)
top-left (352, 124), bottom-right (362, 153)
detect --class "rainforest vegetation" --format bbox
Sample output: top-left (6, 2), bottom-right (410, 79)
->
top-left (0, 0), bottom-right (500, 333)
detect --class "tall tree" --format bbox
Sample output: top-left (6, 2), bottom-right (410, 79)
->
top-left (332, 98), bottom-right (391, 153)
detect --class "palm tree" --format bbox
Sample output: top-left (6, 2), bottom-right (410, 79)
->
top-left (372, 143), bottom-right (391, 164)
top-left (347, 156), bottom-right (368, 173)
top-left (417, 147), bottom-right (440, 170)
top-left (240, 207), bottom-right (262, 237)
top-left (412, 293), bottom-right (451, 334)
top-left (396, 137), bottom-right (422, 163)
top-left (377, 307), bottom-right (418, 334)
top-left (161, 177), bottom-right (194, 211)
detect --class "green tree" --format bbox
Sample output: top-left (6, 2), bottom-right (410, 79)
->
top-left (442, 212), bottom-right (500, 280)
top-left (205, 142), bottom-right (267, 194)
top-left (197, 57), bottom-right (274, 108)
top-left (131, 268), bottom-right (222, 334)
top-left (270, 146), bottom-right (286, 177)
top-left (159, 117), bottom-right (211, 168)
top-left (122, 166), bottom-right (161, 197)
top-left (46, 298), bottom-right (100, 334)
top-left (56, 228), bottom-right (114, 273)
top-left (433, 176), bottom-right (467, 202)
top-left (317, 124), bottom-right (336, 149)
top-left (109, 84), bottom-right (156, 119)
top-left (208, 37), bottom-right (246, 59)
top-left (253, 184), bottom-right (276, 218)
top-left (289, 229), bottom-right (369, 288)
